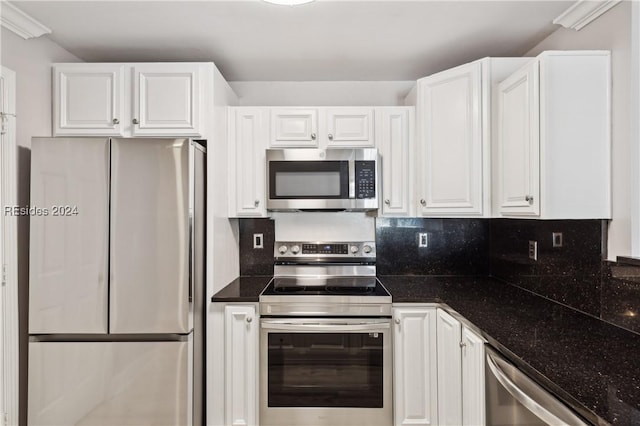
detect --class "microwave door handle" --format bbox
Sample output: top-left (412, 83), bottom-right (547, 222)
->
top-left (261, 322), bottom-right (390, 333)
top-left (348, 159), bottom-right (355, 199)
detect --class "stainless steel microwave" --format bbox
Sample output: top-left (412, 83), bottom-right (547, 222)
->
top-left (266, 148), bottom-right (378, 211)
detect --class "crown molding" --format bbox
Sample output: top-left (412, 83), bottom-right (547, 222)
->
top-left (1, 1), bottom-right (51, 39)
top-left (553, 0), bottom-right (621, 31)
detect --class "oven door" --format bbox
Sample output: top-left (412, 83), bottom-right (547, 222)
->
top-left (260, 318), bottom-right (392, 426)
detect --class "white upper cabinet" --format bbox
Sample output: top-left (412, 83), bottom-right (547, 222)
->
top-left (53, 63), bottom-right (212, 138)
top-left (229, 108), bottom-right (268, 217)
top-left (268, 107), bottom-right (375, 148)
top-left (53, 64), bottom-right (125, 136)
top-left (270, 108), bottom-right (319, 147)
top-left (326, 107), bottom-right (375, 147)
top-left (418, 61), bottom-right (483, 216)
top-left (496, 51), bottom-right (611, 219)
top-left (415, 58), bottom-right (529, 217)
top-left (496, 61), bottom-right (540, 216)
top-left (377, 107), bottom-right (414, 216)
top-left (132, 63), bottom-right (202, 136)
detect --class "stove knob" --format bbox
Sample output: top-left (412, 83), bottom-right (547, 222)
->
top-left (278, 245), bottom-right (288, 255)
top-left (291, 245), bottom-right (300, 255)
top-left (363, 245), bottom-right (372, 254)
top-left (350, 245), bottom-right (359, 254)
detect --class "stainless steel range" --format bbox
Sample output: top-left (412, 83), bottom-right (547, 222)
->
top-left (259, 241), bottom-right (392, 426)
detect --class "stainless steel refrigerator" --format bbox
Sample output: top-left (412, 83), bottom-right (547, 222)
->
top-left (27, 137), bottom-right (206, 426)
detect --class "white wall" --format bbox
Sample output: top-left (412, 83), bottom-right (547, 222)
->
top-left (0, 27), bottom-right (81, 425)
top-left (229, 81), bottom-right (415, 106)
top-left (526, 2), bottom-right (631, 261)
top-left (1, 28), bottom-right (82, 149)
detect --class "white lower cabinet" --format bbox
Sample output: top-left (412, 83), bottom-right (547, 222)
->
top-left (208, 303), bottom-right (258, 426)
top-left (436, 308), bottom-right (486, 426)
top-left (393, 306), bottom-right (438, 426)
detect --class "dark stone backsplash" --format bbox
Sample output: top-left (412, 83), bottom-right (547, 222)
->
top-left (238, 218), bottom-right (275, 276)
top-left (602, 261), bottom-right (640, 334)
top-left (237, 216), bottom-right (640, 335)
top-left (489, 219), bottom-right (605, 317)
top-left (375, 218), bottom-right (489, 276)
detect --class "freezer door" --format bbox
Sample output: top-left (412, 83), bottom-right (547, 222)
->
top-left (110, 138), bottom-right (191, 334)
top-left (28, 338), bottom-right (192, 426)
top-left (29, 137), bottom-right (109, 334)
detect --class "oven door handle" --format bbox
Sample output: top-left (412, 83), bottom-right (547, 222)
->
top-left (261, 321), bottom-right (390, 332)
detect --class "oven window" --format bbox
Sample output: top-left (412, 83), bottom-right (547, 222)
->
top-left (267, 332), bottom-right (384, 408)
top-left (269, 161), bottom-right (349, 199)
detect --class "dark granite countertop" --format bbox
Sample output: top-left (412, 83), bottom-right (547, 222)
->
top-left (212, 274), bottom-right (640, 425)
top-left (210, 276), bottom-right (271, 302)
top-left (380, 275), bottom-right (640, 426)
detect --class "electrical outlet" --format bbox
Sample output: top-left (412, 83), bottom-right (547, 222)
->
top-left (528, 240), bottom-right (538, 261)
top-left (552, 232), bottom-right (563, 248)
top-left (418, 233), bottom-right (428, 248)
top-left (253, 233), bottom-right (264, 249)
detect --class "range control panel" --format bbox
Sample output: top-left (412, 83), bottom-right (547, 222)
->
top-left (275, 241), bottom-right (376, 259)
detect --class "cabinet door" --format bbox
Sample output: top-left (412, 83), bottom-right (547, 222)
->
top-left (418, 61), bottom-right (484, 216)
top-left (53, 64), bottom-right (125, 136)
top-left (436, 309), bottom-right (463, 426)
top-left (462, 326), bottom-right (486, 426)
top-left (497, 61), bottom-right (540, 216)
top-left (270, 108), bottom-right (318, 147)
top-left (29, 138), bottom-right (109, 334)
top-left (229, 108), bottom-right (268, 217)
top-left (393, 307), bottom-right (437, 426)
top-left (132, 64), bottom-right (202, 136)
top-left (225, 305), bottom-right (257, 426)
top-left (378, 108), bottom-right (413, 216)
top-left (326, 107), bottom-right (375, 147)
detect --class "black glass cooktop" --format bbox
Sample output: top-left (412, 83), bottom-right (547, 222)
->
top-left (261, 276), bottom-right (391, 297)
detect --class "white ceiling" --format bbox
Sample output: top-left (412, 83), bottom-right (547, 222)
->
top-left (13, 0), bottom-right (574, 81)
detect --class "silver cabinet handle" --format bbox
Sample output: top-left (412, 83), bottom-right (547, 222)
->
top-left (525, 195), bottom-right (534, 204)
top-left (459, 341), bottom-right (466, 348)
top-left (420, 199), bottom-right (427, 206)
top-left (328, 133), bottom-right (334, 140)
top-left (311, 133), bottom-right (317, 140)
top-left (112, 118), bottom-right (120, 125)
top-left (246, 317), bottom-right (253, 323)
top-left (394, 318), bottom-right (401, 325)
top-left (384, 199), bottom-right (390, 205)
top-left (132, 118), bottom-right (139, 125)
top-left (254, 200), bottom-right (260, 207)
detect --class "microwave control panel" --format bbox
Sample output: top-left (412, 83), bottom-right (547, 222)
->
top-left (355, 161), bottom-right (376, 199)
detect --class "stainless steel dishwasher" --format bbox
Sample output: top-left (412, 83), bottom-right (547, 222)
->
top-left (485, 346), bottom-right (590, 425)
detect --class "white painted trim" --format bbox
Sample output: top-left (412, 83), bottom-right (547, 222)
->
top-left (632, 2), bottom-right (640, 257)
top-left (553, 0), bottom-right (621, 31)
top-left (0, 66), bottom-right (18, 426)
top-left (0, 1), bottom-right (51, 39)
